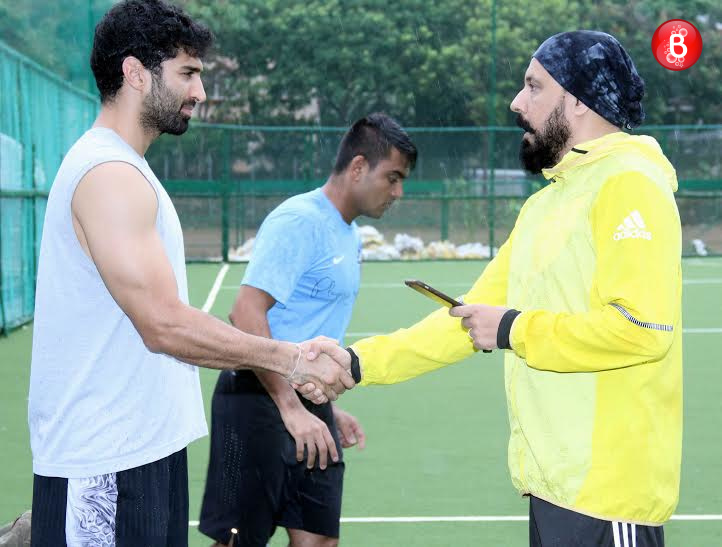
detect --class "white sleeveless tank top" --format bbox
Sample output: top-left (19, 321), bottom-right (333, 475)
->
top-left (29, 127), bottom-right (207, 478)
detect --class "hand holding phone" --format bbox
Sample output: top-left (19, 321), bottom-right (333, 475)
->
top-left (404, 279), bottom-right (462, 308)
top-left (404, 279), bottom-right (492, 353)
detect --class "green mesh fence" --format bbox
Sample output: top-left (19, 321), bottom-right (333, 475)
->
top-left (0, 41), bottom-right (99, 332)
top-left (2, 39), bottom-right (721, 331)
top-left (146, 124), bottom-right (722, 261)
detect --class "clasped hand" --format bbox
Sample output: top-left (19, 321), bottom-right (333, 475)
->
top-left (288, 336), bottom-right (354, 404)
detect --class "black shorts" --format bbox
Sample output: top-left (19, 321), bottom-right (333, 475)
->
top-left (529, 495), bottom-right (665, 547)
top-left (198, 370), bottom-right (344, 547)
top-left (31, 448), bottom-right (189, 546)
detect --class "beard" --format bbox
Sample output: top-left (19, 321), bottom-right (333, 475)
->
top-left (517, 103), bottom-right (571, 175)
top-left (139, 73), bottom-right (195, 136)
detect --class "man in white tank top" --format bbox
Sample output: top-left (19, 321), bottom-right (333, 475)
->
top-left (28, 1), bottom-right (355, 545)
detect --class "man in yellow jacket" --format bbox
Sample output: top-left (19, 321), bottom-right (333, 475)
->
top-left (302, 30), bottom-right (681, 546)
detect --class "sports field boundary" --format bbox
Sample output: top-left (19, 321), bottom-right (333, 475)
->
top-left (220, 278), bottom-right (722, 292)
top-left (188, 514), bottom-right (722, 526)
top-left (344, 328), bottom-right (722, 337)
top-left (201, 264), bottom-right (229, 313)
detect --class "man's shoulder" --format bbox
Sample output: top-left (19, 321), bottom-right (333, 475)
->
top-left (598, 137), bottom-right (673, 177)
top-left (66, 128), bottom-right (133, 158)
top-left (57, 129), bottom-right (147, 184)
top-left (266, 190), bottom-right (326, 227)
top-left (595, 149), bottom-right (676, 198)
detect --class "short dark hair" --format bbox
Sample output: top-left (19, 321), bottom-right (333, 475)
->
top-left (333, 113), bottom-right (417, 174)
top-left (90, 0), bottom-right (213, 103)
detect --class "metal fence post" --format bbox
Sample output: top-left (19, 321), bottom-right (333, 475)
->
top-left (441, 196), bottom-right (449, 241)
top-left (487, 128), bottom-right (496, 257)
top-left (0, 192), bottom-right (6, 335)
top-left (304, 131), bottom-right (312, 185)
top-left (487, 0), bottom-right (497, 258)
top-left (30, 144), bottom-right (38, 318)
top-left (221, 129), bottom-right (230, 262)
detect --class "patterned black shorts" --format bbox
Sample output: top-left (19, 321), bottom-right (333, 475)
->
top-left (31, 448), bottom-right (188, 546)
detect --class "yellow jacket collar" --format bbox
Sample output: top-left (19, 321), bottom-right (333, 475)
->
top-left (541, 132), bottom-right (677, 192)
top-left (542, 132), bottom-right (629, 180)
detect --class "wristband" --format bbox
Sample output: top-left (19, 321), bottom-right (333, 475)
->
top-left (497, 309), bottom-right (522, 350)
top-left (346, 347), bottom-right (362, 383)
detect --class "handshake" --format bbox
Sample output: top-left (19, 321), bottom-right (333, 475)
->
top-left (285, 337), bottom-right (360, 405)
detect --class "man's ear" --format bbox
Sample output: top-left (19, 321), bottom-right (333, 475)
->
top-left (571, 95), bottom-right (590, 118)
top-left (348, 155), bottom-right (368, 183)
top-left (121, 56), bottom-right (150, 93)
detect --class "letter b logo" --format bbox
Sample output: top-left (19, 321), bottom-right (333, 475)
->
top-left (652, 20), bottom-right (703, 71)
top-left (670, 34), bottom-right (687, 58)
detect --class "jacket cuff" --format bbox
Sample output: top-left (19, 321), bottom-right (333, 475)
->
top-left (348, 343), bottom-right (372, 385)
top-left (346, 347), bottom-right (362, 383)
top-left (497, 309), bottom-right (522, 350)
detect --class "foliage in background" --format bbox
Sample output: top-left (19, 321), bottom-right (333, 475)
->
top-left (181, 0), bottom-right (721, 126)
top-left (3, 0), bottom-right (720, 126)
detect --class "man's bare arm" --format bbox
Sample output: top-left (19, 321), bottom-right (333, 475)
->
top-left (230, 285), bottom-right (339, 467)
top-left (229, 286), bottom-right (301, 410)
top-left (70, 162), bottom-right (354, 398)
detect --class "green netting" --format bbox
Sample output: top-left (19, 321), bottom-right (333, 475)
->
top-left (0, 41), bottom-right (99, 332)
top-left (147, 124), bottom-right (722, 261)
top-left (2, 40), bottom-right (721, 330)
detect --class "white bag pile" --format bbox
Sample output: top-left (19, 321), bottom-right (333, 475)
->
top-left (229, 226), bottom-right (497, 262)
top-left (359, 226), bottom-right (400, 260)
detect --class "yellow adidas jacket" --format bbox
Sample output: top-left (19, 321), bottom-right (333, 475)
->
top-left (352, 132), bottom-right (682, 525)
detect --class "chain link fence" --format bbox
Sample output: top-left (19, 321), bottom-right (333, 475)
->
top-left (148, 123), bottom-right (722, 260)
top-left (2, 38), bottom-right (721, 331)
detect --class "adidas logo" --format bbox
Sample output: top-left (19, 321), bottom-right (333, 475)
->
top-left (613, 210), bottom-right (652, 241)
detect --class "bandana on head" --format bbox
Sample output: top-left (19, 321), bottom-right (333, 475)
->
top-left (533, 30), bottom-right (645, 130)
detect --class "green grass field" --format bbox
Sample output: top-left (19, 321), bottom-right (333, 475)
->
top-left (2, 259), bottom-right (722, 546)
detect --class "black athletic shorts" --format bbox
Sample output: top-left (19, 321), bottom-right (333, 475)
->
top-left (198, 370), bottom-right (344, 546)
top-left (529, 495), bottom-right (665, 547)
top-left (31, 448), bottom-right (189, 546)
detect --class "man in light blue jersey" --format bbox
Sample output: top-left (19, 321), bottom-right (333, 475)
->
top-left (199, 113), bottom-right (417, 547)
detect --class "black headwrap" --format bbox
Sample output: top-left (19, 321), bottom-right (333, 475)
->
top-left (533, 31), bottom-right (645, 129)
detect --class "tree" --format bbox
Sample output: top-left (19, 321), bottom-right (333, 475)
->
top-left (181, 0), bottom-right (720, 126)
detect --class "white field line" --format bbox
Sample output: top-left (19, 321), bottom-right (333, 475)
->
top-left (188, 514), bottom-right (722, 526)
top-left (220, 279), bottom-right (722, 291)
top-left (683, 278), bottom-right (722, 284)
top-left (202, 264), bottom-right (230, 313)
top-left (220, 282), bottom-right (472, 291)
top-left (686, 259), bottom-right (722, 267)
top-left (346, 328), bottom-right (722, 337)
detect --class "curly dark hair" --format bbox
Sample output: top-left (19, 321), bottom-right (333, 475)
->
top-left (333, 113), bottom-right (418, 174)
top-left (90, 0), bottom-right (213, 103)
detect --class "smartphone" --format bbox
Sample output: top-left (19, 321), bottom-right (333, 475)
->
top-left (404, 279), bottom-right (492, 353)
top-left (404, 279), bottom-right (462, 308)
